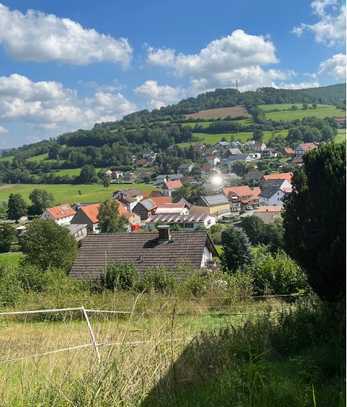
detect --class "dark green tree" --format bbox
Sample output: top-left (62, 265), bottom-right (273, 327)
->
top-left (98, 199), bottom-right (127, 233)
top-left (28, 189), bottom-right (54, 216)
top-left (253, 129), bottom-right (264, 142)
top-left (79, 164), bottom-right (97, 184)
top-left (0, 224), bottom-right (16, 252)
top-left (21, 219), bottom-right (77, 271)
top-left (283, 143), bottom-right (345, 301)
top-left (240, 216), bottom-right (265, 244)
top-left (103, 175), bottom-right (111, 188)
top-left (221, 227), bottom-right (251, 273)
top-left (7, 193), bottom-right (27, 221)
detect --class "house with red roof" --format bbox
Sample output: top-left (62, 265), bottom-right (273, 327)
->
top-left (223, 185), bottom-right (261, 212)
top-left (163, 179), bottom-right (183, 197)
top-left (262, 172), bottom-right (293, 182)
top-left (41, 204), bottom-right (76, 225)
top-left (253, 206), bottom-right (282, 224)
top-left (295, 143), bottom-right (318, 158)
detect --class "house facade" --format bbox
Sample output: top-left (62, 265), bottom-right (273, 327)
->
top-left (199, 194), bottom-right (231, 217)
top-left (41, 204), bottom-right (76, 225)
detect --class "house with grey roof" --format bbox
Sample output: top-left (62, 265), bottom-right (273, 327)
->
top-left (199, 194), bottom-right (231, 217)
top-left (70, 228), bottom-right (218, 281)
top-left (259, 179), bottom-right (292, 206)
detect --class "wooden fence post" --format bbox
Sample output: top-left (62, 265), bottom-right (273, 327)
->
top-left (81, 306), bottom-right (101, 363)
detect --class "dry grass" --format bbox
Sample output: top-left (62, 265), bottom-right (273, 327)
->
top-left (185, 105), bottom-right (249, 120)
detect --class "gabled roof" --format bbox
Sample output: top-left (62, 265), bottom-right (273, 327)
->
top-left (260, 180), bottom-right (285, 199)
top-left (150, 196), bottom-right (172, 206)
top-left (46, 204), bottom-right (76, 220)
top-left (79, 203), bottom-right (101, 224)
top-left (70, 231), bottom-right (217, 279)
top-left (296, 143), bottom-right (318, 152)
top-left (164, 179), bottom-right (183, 190)
top-left (201, 194), bottom-right (229, 206)
top-left (254, 206), bottom-right (282, 213)
top-left (262, 172), bottom-right (293, 182)
top-left (223, 186), bottom-right (261, 199)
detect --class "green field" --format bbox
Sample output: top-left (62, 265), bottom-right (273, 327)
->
top-left (178, 129), bottom-right (288, 147)
top-left (259, 104), bottom-right (344, 121)
top-left (181, 118), bottom-right (253, 128)
top-left (334, 129), bottom-right (346, 144)
top-left (0, 183), bottom-right (155, 205)
top-left (0, 252), bottom-right (24, 267)
top-left (26, 153), bottom-right (49, 163)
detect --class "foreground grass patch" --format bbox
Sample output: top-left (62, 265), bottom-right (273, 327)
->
top-left (0, 252), bottom-right (23, 268)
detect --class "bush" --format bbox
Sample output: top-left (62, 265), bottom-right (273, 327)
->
top-left (17, 264), bottom-right (48, 292)
top-left (247, 246), bottom-right (307, 295)
top-left (103, 263), bottom-right (139, 290)
top-left (221, 227), bottom-right (251, 273)
top-left (180, 272), bottom-right (208, 298)
top-left (0, 266), bottom-right (23, 306)
top-left (0, 224), bottom-right (16, 252)
top-left (143, 268), bottom-right (176, 294)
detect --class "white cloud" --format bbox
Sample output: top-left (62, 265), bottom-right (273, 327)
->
top-left (292, 1), bottom-right (346, 46)
top-left (0, 74), bottom-right (137, 134)
top-left (0, 125), bottom-right (8, 135)
top-left (147, 29), bottom-right (278, 76)
top-left (319, 53), bottom-right (346, 80)
top-left (135, 80), bottom-right (187, 109)
top-left (276, 81), bottom-right (320, 89)
top-left (0, 3), bottom-right (132, 65)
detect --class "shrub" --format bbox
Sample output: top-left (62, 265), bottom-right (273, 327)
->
top-left (143, 267), bottom-right (176, 294)
top-left (103, 263), bottom-right (139, 290)
top-left (17, 264), bottom-right (48, 292)
top-left (221, 227), bottom-right (251, 273)
top-left (247, 246), bottom-right (307, 295)
top-left (180, 272), bottom-right (208, 298)
top-left (0, 224), bottom-right (16, 252)
top-left (0, 266), bottom-right (22, 306)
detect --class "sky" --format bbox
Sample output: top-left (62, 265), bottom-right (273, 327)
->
top-left (0, 0), bottom-right (345, 148)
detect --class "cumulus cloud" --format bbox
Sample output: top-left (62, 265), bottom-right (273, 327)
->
top-left (135, 80), bottom-right (187, 109)
top-left (147, 29), bottom-right (278, 76)
top-left (0, 125), bottom-right (8, 135)
top-left (0, 3), bottom-right (132, 65)
top-left (292, 1), bottom-right (346, 46)
top-left (275, 81), bottom-right (320, 89)
top-left (319, 53), bottom-right (347, 80)
top-left (0, 74), bottom-right (137, 134)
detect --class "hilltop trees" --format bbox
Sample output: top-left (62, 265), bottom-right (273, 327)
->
top-left (283, 143), bottom-right (345, 301)
top-left (7, 193), bottom-right (27, 221)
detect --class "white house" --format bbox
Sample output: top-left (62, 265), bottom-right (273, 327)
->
top-left (41, 204), bottom-right (76, 225)
top-left (259, 179), bottom-right (292, 206)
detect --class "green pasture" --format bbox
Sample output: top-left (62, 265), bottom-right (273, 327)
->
top-left (259, 104), bottom-right (344, 121)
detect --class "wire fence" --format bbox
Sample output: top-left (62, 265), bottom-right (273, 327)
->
top-left (0, 294), bottom-right (303, 364)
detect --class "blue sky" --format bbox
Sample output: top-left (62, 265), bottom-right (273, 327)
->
top-left (0, 0), bottom-right (345, 147)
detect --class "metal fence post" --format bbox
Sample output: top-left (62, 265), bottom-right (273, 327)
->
top-left (81, 306), bottom-right (101, 363)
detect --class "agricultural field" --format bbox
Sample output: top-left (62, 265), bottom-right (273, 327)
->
top-left (334, 128), bottom-right (346, 144)
top-left (51, 167), bottom-right (106, 177)
top-left (178, 129), bottom-right (288, 147)
top-left (185, 105), bottom-right (250, 120)
top-left (181, 118), bottom-right (253, 128)
top-left (0, 183), bottom-right (155, 206)
top-left (259, 103), bottom-right (344, 121)
top-left (26, 153), bottom-right (49, 163)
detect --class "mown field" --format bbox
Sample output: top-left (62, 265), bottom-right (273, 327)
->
top-left (185, 105), bottom-right (250, 120)
top-left (178, 129), bottom-right (288, 147)
top-left (0, 183), bottom-right (155, 205)
top-left (334, 128), bottom-right (346, 144)
top-left (260, 104), bottom-right (344, 121)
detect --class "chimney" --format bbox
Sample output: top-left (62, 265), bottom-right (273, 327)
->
top-left (157, 225), bottom-right (171, 242)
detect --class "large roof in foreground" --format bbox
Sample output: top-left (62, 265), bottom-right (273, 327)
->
top-left (70, 230), bottom-right (216, 280)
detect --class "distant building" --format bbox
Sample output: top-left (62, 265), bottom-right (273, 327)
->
top-left (41, 204), bottom-right (76, 226)
top-left (163, 179), bottom-right (183, 197)
top-left (223, 186), bottom-right (261, 211)
top-left (71, 203), bottom-right (101, 233)
top-left (295, 143), bottom-right (318, 158)
top-left (262, 172), bottom-right (293, 182)
top-left (253, 206), bottom-right (282, 224)
top-left (113, 189), bottom-right (144, 211)
top-left (199, 194), bottom-right (230, 217)
top-left (65, 223), bottom-right (88, 241)
top-left (259, 179), bottom-right (292, 206)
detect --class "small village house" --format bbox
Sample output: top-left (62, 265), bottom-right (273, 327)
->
top-left (259, 179), bottom-right (292, 206)
top-left (295, 143), bottom-right (318, 158)
top-left (41, 204), bottom-right (76, 225)
top-left (199, 194), bottom-right (231, 217)
top-left (162, 179), bottom-right (183, 197)
top-left (253, 206), bottom-right (282, 224)
top-left (223, 186), bottom-right (261, 212)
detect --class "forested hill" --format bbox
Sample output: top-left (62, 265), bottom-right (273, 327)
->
top-left (100, 83), bottom-right (346, 128)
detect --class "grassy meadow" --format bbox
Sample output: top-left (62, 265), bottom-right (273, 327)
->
top-left (335, 128), bottom-right (346, 144)
top-left (0, 294), bottom-right (343, 406)
top-left (0, 183), bottom-right (155, 206)
top-left (260, 104), bottom-right (344, 121)
top-left (0, 252), bottom-right (24, 268)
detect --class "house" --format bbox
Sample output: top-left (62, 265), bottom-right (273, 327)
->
top-left (65, 224), bottom-right (88, 241)
top-left (113, 189), bottom-right (144, 211)
top-left (243, 170), bottom-right (264, 184)
top-left (146, 212), bottom-right (216, 230)
top-left (199, 194), bottom-right (230, 217)
top-left (283, 147), bottom-right (295, 157)
top-left (41, 204), bottom-right (76, 225)
top-left (259, 179), bottom-right (292, 206)
top-left (228, 148), bottom-right (242, 155)
top-left (70, 227), bottom-right (218, 280)
top-left (253, 206), bottom-right (282, 224)
top-left (132, 197), bottom-right (172, 220)
top-left (335, 117), bottom-right (346, 128)
top-left (262, 172), bottom-right (293, 183)
top-left (248, 142), bottom-right (267, 152)
top-left (71, 203), bottom-right (101, 233)
top-left (223, 186), bottom-right (261, 211)
top-left (154, 202), bottom-right (189, 216)
top-left (295, 143), bottom-right (318, 158)
top-left (163, 179), bottom-right (183, 197)
top-left (178, 163), bottom-right (194, 175)
top-left (207, 156), bottom-right (221, 167)
top-left (261, 148), bottom-right (278, 158)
